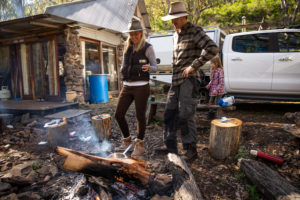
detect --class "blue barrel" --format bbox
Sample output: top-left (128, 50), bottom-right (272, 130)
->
top-left (89, 74), bottom-right (109, 103)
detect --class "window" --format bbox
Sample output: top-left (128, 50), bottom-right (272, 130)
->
top-left (278, 32), bottom-right (300, 52)
top-left (102, 45), bottom-right (118, 91)
top-left (232, 33), bottom-right (270, 53)
top-left (84, 41), bottom-right (101, 75)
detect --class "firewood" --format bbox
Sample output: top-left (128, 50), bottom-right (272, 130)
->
top-left (240, 158), bottom-right (300, 200)
top-left (56, 146), bottom-right (172, 194)
top-left (168, 153), bottom-right (204, 200)
top-left (209, 118), bottom-right (242, 159)
top-left (46, 121), bottom-right (69, 150)
top-left (92, 114), bottom-right (111, 140)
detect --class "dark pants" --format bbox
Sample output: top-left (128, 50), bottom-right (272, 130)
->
top-left (163, 79), bottom-right (199, 152)
top-left (114, 84), bottom-right (150, 140)
top-left (209, 95), bottom-right (222, 105)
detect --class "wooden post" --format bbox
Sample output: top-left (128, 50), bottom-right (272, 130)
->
top-left (92, 114), bottom-right (111, 140)
top-left (46, 120), bottom-right (69, 150)
top-left (209, 118), bottom-right (242, 159)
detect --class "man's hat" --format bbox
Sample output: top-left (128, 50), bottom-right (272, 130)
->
top-left (162, 2), bottom-right (189, 21)
top-left (123, 18), bottom-right (145, 33)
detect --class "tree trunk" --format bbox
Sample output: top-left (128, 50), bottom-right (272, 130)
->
top-left (209, 118), bottom-right (242, 159)
top-left (291, 0), bottom-right (300, 25)
top-left (240, 158), bottom-right (300, 200)
top-left (92, 114), bottom-right (111, 140)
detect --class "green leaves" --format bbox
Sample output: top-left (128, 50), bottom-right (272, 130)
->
top-left (0, 0), bottom-right (78, 22)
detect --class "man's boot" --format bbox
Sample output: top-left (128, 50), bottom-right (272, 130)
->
top-left (206, 110), bottom-right (216, 120)
top-left (131, 139), bottom-right (145, 158)
top-left (182, 144), bottom-right (197, 161)
top-left (115, 136), bottom-right (132, 152)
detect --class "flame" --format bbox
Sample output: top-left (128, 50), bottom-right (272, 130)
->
top-left (95, 196), bottom-right (100, 200)
top-left (114, 176), bottom-right (124, 182)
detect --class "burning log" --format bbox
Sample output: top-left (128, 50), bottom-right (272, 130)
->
top-left (56, 147), bottom-right (172, 195)
top-left (209, 118), bottom-right (242, 159)
top-left (239, 158), bottom-right (300, 200)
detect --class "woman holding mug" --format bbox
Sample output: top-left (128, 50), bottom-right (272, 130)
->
top-left (114, 18), bottom-right (157, 157)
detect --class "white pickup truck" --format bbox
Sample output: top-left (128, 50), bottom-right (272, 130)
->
top-left (223, 29), bottom-right (300, 100)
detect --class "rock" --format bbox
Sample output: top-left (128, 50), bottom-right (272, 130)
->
top-left (42, 175), bottom-right (51, 182)
top-left (26, 170), bottom-right (38, 182)
top-left (26, 120), bottom-right (39, 128)
top-left (151, 194), bottom-right (172, 200)
top-left (1, 162), bottom-right (12, 172)
top-left (17, 192), bottom-right (41, 200)
top-left (0, 193), bottom-right (18, 200)
top-left (5, 162), bottom-right (33, 177)
top-left (0, 182), bottom-right (11, 192)
top-left (36, 165), bottom-right (50, 176)
top-left (49, 165), bottom-right (58, 177)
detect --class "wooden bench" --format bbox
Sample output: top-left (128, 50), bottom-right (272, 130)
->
top-left (146, 101), bottom-right (236, 125)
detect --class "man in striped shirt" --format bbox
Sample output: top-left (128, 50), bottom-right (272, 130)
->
top-left (161, 2), bottom-right (219, 160)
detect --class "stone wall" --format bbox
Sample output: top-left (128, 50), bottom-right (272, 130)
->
top-left (117, 38), bottom-right (126, 89)
top-left (63, 27), bottom-right (85, 103)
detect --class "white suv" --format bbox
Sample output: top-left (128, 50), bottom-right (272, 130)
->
top-left (222, 29), bottom-right (300, 100)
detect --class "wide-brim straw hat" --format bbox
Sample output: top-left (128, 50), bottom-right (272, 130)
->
top-left (162, 2), bottom-right (189, 21)
top-left (123, 18), bottom-right (146, 33)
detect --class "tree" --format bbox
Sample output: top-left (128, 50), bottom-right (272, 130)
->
top-left (281, 0), bottom-right (300, 27)
top-left (0, 0), bottom-right (78, 22)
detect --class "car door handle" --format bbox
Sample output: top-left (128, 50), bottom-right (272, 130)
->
top-left (231, 57), bottom-right (242, 61)
top-left (279, 57), bottom-right (293, 61)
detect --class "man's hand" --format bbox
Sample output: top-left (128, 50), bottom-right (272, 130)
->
top-left (182, 66), bottom-right (195, 78)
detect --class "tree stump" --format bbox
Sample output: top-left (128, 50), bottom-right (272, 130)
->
top-left (92, 114), bottom-right (111, 140)
top-left (46, 121), bottom-right (69, 150)
top-left (209, 118), bottom-right (242, 159)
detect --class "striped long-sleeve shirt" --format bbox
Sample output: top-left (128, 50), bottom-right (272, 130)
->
top-left (172, 22), bottom-right (219, 86)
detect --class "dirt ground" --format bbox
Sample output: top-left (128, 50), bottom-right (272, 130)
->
top-left (0, 96), bottom-right (299, 200)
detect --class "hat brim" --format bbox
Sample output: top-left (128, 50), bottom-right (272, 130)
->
top-left (161, 13), bottom-right (189, 21)
top-left (122, 28), bottom-right (146, 33)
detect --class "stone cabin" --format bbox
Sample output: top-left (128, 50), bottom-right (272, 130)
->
top-left (0, 0), bottom-right (151, 103)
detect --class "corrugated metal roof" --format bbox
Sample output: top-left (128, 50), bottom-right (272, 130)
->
top-left (45, 0), bottom-right (140, 33)
top-left (0, 14), bottom-right (76, 43)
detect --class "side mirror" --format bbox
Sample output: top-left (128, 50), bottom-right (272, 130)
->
top-left (156, 58), bottom-right (161, 64)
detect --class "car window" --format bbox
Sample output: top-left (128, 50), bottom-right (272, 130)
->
top-left (278, 32), bottom-right (300, 52)
top-left (232, 33), bottom-right (270, 53)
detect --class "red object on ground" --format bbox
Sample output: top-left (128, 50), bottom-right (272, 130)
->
top-left (250, 150), bottom-right (284, 165)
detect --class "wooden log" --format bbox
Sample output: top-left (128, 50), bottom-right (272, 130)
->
top-left (56, 146), bottom-right (172, 194)
top-left (240, 158), bottom-right (300, 200)
top-left (46, 120), bottom-right (69, 150)
top-left (168, 153), bottom-right (204, 200)
top-left (92, 114), bottom-right (111, 140)
top-left (209, 118), bottom-right (242, 159)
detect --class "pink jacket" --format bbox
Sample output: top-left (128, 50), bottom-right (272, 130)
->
top-left (207, 68), bottom-right (224, 96)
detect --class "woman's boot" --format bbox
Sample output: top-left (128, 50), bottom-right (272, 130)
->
top-left (131, 139), bottom-right (145, 158)
top-left (115, 136), bottom-right (132, 152)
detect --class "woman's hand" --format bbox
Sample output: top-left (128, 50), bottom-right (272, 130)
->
top-left (142, 65), bottom-right (150, 72)
top-left (212, 89), bottom-right (218, 96)
top-left (205, 85), bottom-right (210, 89)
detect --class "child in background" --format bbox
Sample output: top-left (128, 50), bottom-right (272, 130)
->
top-left (206, 56), bottom-right (224, 105)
